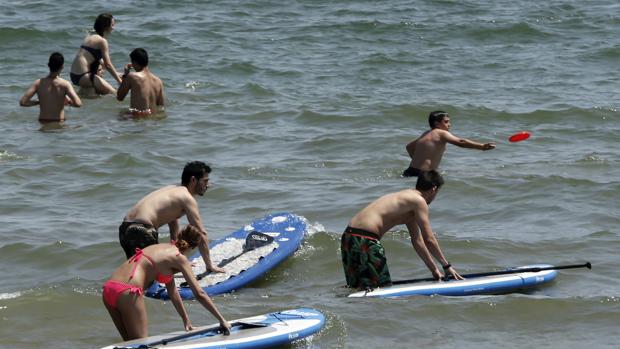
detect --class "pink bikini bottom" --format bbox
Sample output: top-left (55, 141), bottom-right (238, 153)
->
top-left (102, 280), bottom-right (143, 309)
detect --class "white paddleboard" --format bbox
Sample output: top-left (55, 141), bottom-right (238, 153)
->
top-left (100, 308), bottom-right (325, 349)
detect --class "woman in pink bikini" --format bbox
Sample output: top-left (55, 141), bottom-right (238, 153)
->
top-left (102, 225), bottom-right (231, 340)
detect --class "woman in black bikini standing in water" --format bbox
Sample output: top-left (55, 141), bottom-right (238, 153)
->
top-left (70, 13), bottom-right (122, 95)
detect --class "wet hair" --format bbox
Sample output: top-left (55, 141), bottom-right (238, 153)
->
top-left (47, 52), bottom-right (64, 72)
top-left (94, 13), bottom-right (114, 36)
top-left (181, 161), bottom-right (212, 186)
top-left (175, 225), bottom-right (202, 252)
top-left (129, 48), bottom-right (149, 67)
top-left (89, 59), bottom-right (101, 85)
top-left (415, 170), bottom-right (444, 191)
top-left (428, 110), bottom-right (449, 128)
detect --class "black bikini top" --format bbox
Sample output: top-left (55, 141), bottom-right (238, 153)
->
top-left (81, 45), bottom-right (103, 61)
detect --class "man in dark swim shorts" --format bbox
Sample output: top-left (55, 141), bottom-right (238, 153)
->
top-left (341, 226), bottom-right (391, 289)
top-left (341, 171), bottom-right (464, 290)
top-left (116, 161), bottom-right (226, 273)
top-left (118, 221), bottom-right (158, 258)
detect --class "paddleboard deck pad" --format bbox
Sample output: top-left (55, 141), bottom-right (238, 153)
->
top-left (100, 308), bottom-right (325, 349)
top-left (348, 264), bottom-right (558, 298)
top-left (146, 212), bottom-right (307, 299)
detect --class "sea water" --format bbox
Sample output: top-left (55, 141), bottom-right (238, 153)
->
top-left (0, 1), bottom-right (618, 348)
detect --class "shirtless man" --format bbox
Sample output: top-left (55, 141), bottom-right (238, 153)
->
top-left (116, 48), bottom-right (164, 115)
top-left (119, 161), bottom-right (225, 273)
top-left (341, 170), bottom-right (463, 289)
top-left (19, 52), bottom-right (82, 123)
top-left (403, 111), bottom-right (495, 177)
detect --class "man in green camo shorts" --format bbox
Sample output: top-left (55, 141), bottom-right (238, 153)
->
top-left (341, 170), bottom-right (464, 290)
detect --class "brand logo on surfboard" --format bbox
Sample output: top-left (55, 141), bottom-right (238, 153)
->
top-left (250, 233), bottom-right (270, 242)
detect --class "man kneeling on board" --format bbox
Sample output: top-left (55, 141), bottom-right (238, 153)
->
top-left (341, 170), bottom-right (463, 289)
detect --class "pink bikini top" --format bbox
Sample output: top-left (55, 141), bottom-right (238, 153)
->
top-left (128, 247), bottom-right (178, 284)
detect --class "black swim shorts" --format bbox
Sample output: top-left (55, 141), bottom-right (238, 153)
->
top-left (118, 221), bottom-right (159, 259)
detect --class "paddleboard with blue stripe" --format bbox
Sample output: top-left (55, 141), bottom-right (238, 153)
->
top-left (146, 212), bottom-right (307, 300)
top-left (348, 264), bottom-right (558, 298)
top-left (100, 308), bottom-right (325, 349)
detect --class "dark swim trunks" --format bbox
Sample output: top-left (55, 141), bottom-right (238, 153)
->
top-left (340, 226), bottom-right (392, 289)
top-left (402, 166), bottom-right (423, 177)
top-left (118, 221), bottom-right (159, 259)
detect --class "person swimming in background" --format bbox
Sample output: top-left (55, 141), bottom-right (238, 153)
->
top-left (70, 13), bottom-right (121, 95)
top-left (117, 48), bottom-right (165, 117)
top-left (402, 111), bottom-right (495, 177)
top-left (19, 52), bottom-right (82, 123)
top-left (102, 225), bottom-right (231, 341)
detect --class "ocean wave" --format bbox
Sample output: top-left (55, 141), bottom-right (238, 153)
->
top-left (466, 22), bottom-right (554, 43)
top-left (358, 52), bottom-right (418, 66)
top-left (305, 218), bottom-right (326, 237)
top-left (0, 150), bottom-right (25, 161)
top-left (0, 291), bottom-right (21, 300)
top-left (242, 82), bottom-right (277, 97)
top-left (213, 60), bottom-right (260, 75)
top-left (589, 46), bottom-right (620, 60)
top-left (0, 26), bottom-right (71, 43)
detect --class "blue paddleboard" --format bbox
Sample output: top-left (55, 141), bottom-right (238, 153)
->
top-left (348, 264), bottom-right (558, 298)
top-left (100, 308), bottom-right (325, 349)
top-left (146, 212), bottom-right (307, 300)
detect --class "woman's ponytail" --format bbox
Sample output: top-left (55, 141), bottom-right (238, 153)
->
top-left (175, 225), bottom-right (202, 252)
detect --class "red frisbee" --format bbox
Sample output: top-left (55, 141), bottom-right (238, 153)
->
top-left (509, 131), bottom-right (531, 143)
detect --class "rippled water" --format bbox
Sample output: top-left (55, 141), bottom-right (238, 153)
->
top-left (1, 1), bottom-right (619, 348)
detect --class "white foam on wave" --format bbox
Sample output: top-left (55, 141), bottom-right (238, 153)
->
top-left (0, 292), bottom-right (21, 300)
top-left (0, 150), bottom-right (24, 161)
top-left (304, 220), bottom-right (325, 236)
